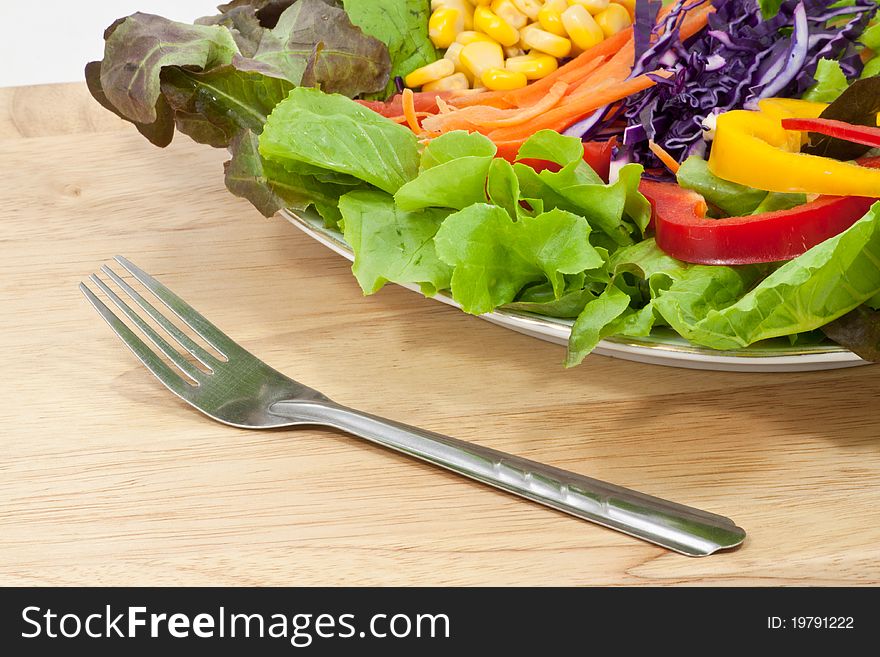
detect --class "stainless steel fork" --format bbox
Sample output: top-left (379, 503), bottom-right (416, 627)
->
top-left (80, 257), bottom-right (746, 556)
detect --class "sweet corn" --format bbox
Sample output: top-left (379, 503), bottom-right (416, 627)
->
top-left (505, 52), bottom-right (559, 79)
top-left (612, 0), bottom-right (636, 19)
top-left (431, 0), bottom-right (474, 30)
top-left (423, 72), bottom-right (471, 92)
top-left (405, 58), bottom-right (456, 88)
top-left (468, 0), bottom-right (493, 5)
top-left (459, 40), bottom-right (505, 79)
top-left (561, 4), bottom-right (604, 50)
top-left (520, 24), bottom-right (572, 58)
top-left (567, 0), bottom-right (610, 13)
top-left (504, 45), bottom-right (526, 58)
top-left (444, 42), bottom-right (475, 82)
top-left (537, 0), bottom-right (568, 36)
top-left (473, 6), bottom-right (521, 47)
top-left (511, 0), bottom-right (543, 20)
top-left (456, 30), bottom-right (496, 45)
top-left (491, 0), bottom-right (529, 29)
top-left (429, 8), bottom-right (464, 49)
top-left (481, 67), bottom-right (528, 90)
top-left (594, 3), bottom-right (632, 37)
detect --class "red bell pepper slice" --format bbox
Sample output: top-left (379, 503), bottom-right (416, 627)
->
top-left (641, 158), bottom-right (880, 265)
top-left (781, 117), bottom-right (880, 149)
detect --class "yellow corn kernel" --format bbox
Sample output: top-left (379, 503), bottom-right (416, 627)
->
top-left (505, 52), bottom-right (559, 79)
top-left (594, 3), bottom-right (632, 37)
top-left (537, 0), bottom-right (568, 37)
top-left (431, 0), bottom-right (474, 29)
top-left (504, 45), bottom-right (526, 57)
top-left (491, 0), bottom-right (529, 29)
top-left (561, 4), bottom-right (604, 50)
top-left (520, 24), bottom-right (572, 58)
top-left (456, 30), bottom-right (496, 45)
top-left (473, 6), bottom-right (521, 47)
top-left (423, 72), bottom-right (472, 92)
top-left (567, 0), bottom-right (610, 13)
top-left (404, 58), bottom-right (456, 88)
top-left (459, 40), bottom-right (506, 80)
top-left (612, 0), bottom-right (636, 19)
top-left (429, 8), bottom-right (464, 49)
top-left (481, 67), bottom-right (529, 90)
top-left (444, 42), bottom-right (476, 84)
top-left (511, 0), bottom-right (543, 20)
top-left (468, 0), bottom-right (493, 5)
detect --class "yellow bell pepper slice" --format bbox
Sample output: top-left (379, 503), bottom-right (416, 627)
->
top-left (708, 101), bottom-right (880, 198)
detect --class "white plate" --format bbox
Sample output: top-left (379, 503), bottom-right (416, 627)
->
top-left (282, 209), bottom-right (868, 372)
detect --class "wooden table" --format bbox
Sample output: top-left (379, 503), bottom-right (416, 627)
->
top-left (2, 82), bottom-right (879, 586)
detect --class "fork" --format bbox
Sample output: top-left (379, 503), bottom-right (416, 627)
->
top-left (80, 257), bottom-right (746, 557)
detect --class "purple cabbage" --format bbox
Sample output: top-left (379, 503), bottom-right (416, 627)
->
top-left (615, 0), bottom-right (876, 173)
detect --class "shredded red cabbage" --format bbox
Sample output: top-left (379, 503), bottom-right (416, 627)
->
top-left (609, 0), bottom-right (876, 173)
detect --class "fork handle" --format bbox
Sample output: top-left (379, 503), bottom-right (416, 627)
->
top-left (276, 401), bottom-right (745, 556)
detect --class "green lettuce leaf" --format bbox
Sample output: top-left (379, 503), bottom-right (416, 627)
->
top-left (486, 158), bottom-right (523, 220)
top-left (861, 56), bottom-right (880, 79)
top-left (676, 156), bottom-right (806, 218)
top-left (861, 20), bottom-right (880, 51)
top-left (512, 131), bottom-right (650, 246)
top-left (566, 284), bottom-right (632, 367)
top-left (339, 190), bottom-right (452, 296)
top-left (676, 156), bottom-right (770, 217)
top-left (516, 129), bottom-right (602, 183)
top-left (225, 129), bottom-right (354, 224)
top-left (653, 203), bottom-right (880, 349)
top-left (260, 87), bottom-right (420, 193)
top-left (504, 283), bottom-right (601, 319)
top-left (802, 58), bottom-right (850, 103)
top-left (758, 0), bottom-right (785, 19)
top-left (434, 205), bottom-right (604, 314)
top-left (394, 131), bottom-right (496, 210)
top-left (342, 0), bottom-right (438, 99)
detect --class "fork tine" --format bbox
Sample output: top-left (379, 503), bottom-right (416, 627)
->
top-left (114, 256), bottom-right (239, 357)
top-left (89, 274), bottom-right (206, 384)
top-left (79, 282), bottom-right (192, 397)
top-left (100, 265), bottom-right (219, 370)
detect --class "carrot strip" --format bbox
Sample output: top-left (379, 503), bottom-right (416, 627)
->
top-left (488, 73), bottom-right (660, 141)
top-left (386, 112), bottom-right (434, 124)
top-left (648, 140), bottom-right (681, 174)
top-left (402, 89), bottom-right (422, 133)
top-left (474, 82), bottom-right (569, 128)
top-left (446, 89), bottom-right (516, 109)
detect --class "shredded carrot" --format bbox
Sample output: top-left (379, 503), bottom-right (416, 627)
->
top-left (402, 89), bottom-right (421, 133)
top-left (488, 73), bottom-right (661, 142)
top-left (648, 140), bottom-right (681, 174)
top-left (446, 89), bottom-right (515, 109)
top-left (386, 112), bottom-right (434, 124)
top-left (471, 82), bottom-right (569, 129)
top-left (436, 96), bottom-right (454, 114)
top-left (421, 81), bottom-right (568, 134)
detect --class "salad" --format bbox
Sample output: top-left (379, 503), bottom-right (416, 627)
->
top-left (87, 0), bottom-right (880, 366)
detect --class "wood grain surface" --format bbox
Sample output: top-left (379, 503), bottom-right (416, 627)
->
top-left (2, 83), bottom-right (880, 586)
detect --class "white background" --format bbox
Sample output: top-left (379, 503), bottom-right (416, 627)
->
top-left (0, 1), bottom-right (219, 88)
